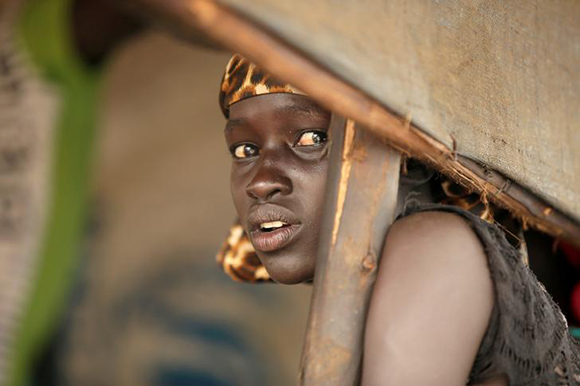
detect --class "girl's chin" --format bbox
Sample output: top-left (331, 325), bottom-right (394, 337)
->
top-left (259, 255), bottom-right (315, 285)
top-left (270, 273), bottom-right (312, 285)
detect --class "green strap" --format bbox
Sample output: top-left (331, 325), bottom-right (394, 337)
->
top-left (8, 0), bottom-right (99, 384)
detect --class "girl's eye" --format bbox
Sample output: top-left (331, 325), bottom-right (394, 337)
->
top-left (232, 144), bottom-right (259, 159)
top-left (296, 131), bottom-right (328, 147)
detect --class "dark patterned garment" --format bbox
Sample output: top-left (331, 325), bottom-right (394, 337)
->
top-left (401, 203), bottom-right (580, 385)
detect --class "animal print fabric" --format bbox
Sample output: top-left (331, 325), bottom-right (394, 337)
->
top-left (216, 224), bottom-right (270, 283)
top-left (219, 54), bottom-right (304, 118)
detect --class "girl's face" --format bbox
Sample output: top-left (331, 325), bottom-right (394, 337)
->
top-left (225, 93), bottom-right (331, 284)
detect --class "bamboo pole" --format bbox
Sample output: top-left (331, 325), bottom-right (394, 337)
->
top-left (299, 116), bottom-right (401, 385)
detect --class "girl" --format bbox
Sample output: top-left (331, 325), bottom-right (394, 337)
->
top-left (217, 54), bottom-right (580, 386)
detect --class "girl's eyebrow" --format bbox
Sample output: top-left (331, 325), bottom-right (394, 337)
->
top-left (275, 103), bottom-right (330, 119)
top-left (224, 118), bottom-right (246, 134)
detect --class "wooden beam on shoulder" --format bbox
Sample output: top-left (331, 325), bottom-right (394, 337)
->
top-left (299, 116), bottom-right (401, 385)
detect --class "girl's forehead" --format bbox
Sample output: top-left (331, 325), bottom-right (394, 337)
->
top-left (225, 94), bottom-right (330, 139)
top-left (228, 93), bottom-right (329, 120)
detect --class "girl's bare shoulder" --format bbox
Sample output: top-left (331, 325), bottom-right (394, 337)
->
top-left (362, 210), bottom-right (497, 386)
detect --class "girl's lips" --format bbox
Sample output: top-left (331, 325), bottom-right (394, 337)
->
top-left (250, 224), bottom-right (301, 252)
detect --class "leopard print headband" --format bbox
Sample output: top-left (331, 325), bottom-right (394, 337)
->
top-left (219, 54), bottom-right (305, 118)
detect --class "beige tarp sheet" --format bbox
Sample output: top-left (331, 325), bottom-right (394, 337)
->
top-left (220, 0), bottom-right (580, 222)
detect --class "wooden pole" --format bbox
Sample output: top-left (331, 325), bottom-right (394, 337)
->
top-left (299, 116), bottom-right (401, 385)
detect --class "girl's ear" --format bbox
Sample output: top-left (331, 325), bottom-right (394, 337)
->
top-left (216, 220), bottom-right (273, 283)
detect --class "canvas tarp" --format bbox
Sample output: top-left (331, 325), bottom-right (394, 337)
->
top-left (218, 0), bottom-right (580, 223)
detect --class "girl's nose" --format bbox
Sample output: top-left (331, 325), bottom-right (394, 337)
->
top-left (245, 163), bottom-right (293, 201)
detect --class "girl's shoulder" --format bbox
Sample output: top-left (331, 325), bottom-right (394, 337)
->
top-left (383, 203), bottom-right (580, 385)
top-left (363, 208), bottom-right (496, 385)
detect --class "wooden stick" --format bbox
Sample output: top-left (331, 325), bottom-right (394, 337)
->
top-left (299, 116), bottom-right (401, 385)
